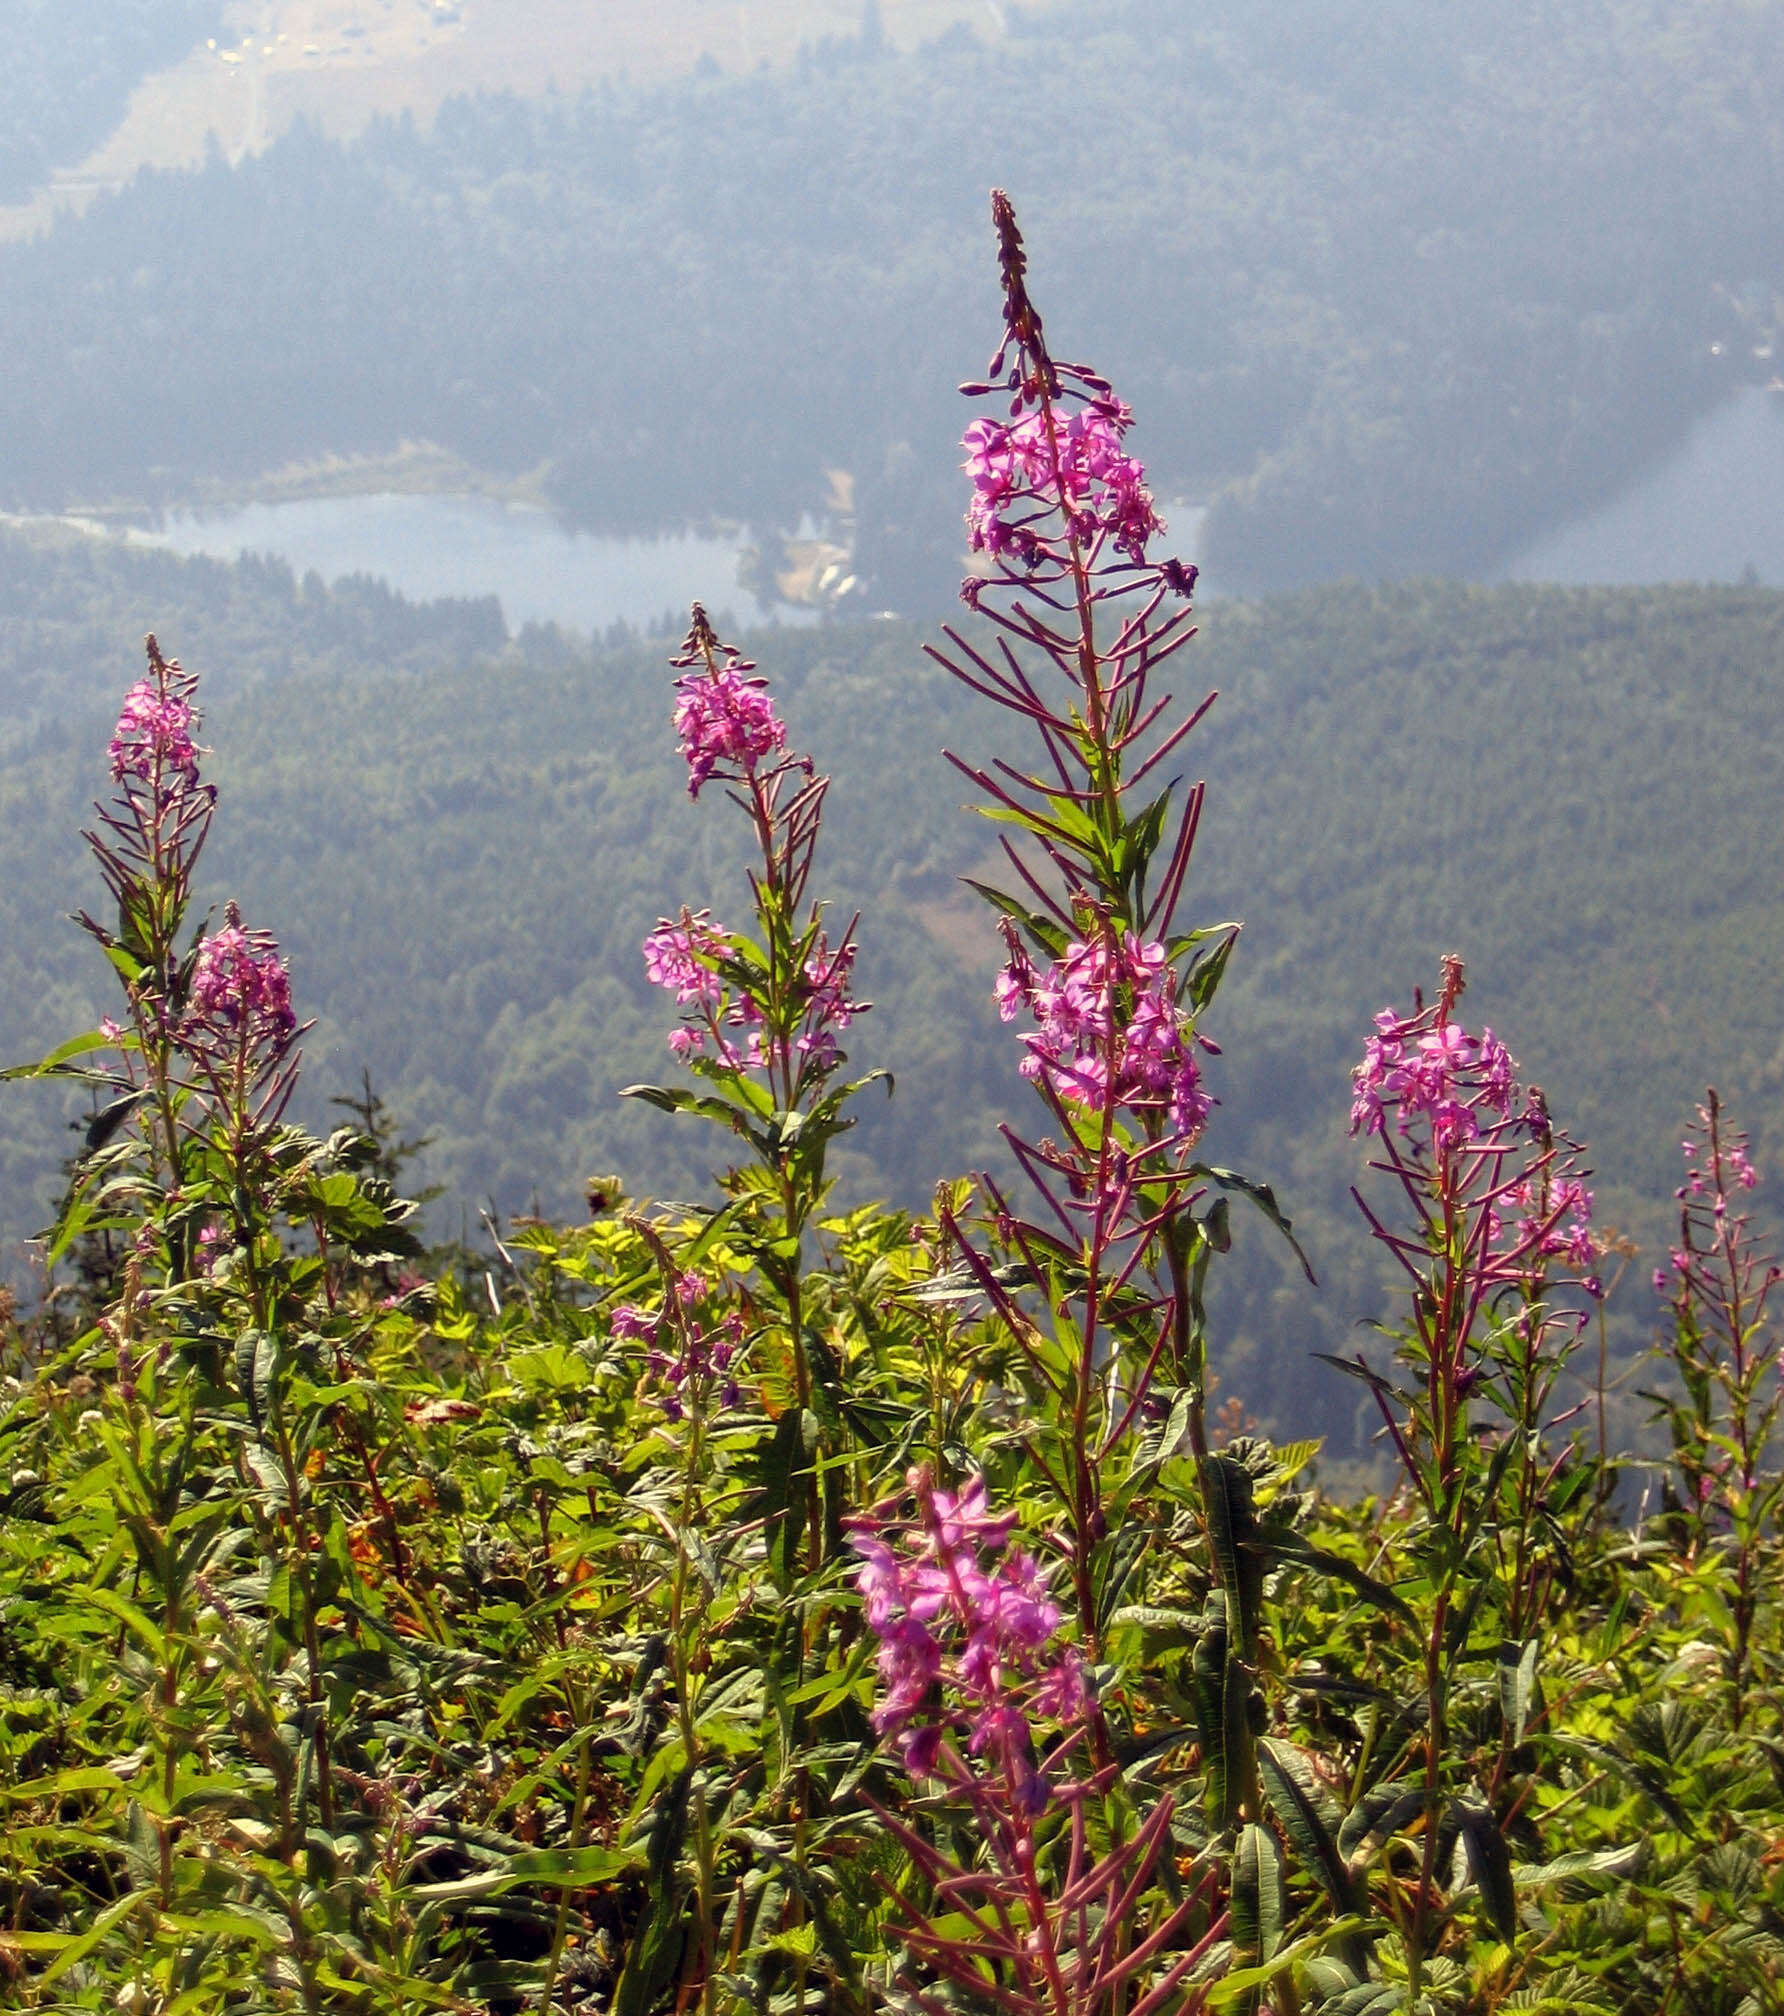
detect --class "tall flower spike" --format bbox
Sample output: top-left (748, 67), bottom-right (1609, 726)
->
top-left (848, 1466), bottom-right (1084, 1802)
top-left (958, 192), bottom-right (1174, 597)
top-left (926, 197), bottom-right (1308, 1730)
top-left (188, 917), bottom-right (297, 1050)
top-left (669, 603), bottom-right (788, 799)
top-left (109, 671), bottom-right (201, 790)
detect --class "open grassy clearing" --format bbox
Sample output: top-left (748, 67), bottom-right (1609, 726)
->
top-left (0, 0), bottom-right (1022, 241)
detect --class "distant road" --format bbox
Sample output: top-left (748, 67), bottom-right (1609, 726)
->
top-left (0, 0), bottom-right (1023, 241)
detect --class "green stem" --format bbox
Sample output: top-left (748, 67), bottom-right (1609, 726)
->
top-left (537, 1702), bottom-right (594, 2016)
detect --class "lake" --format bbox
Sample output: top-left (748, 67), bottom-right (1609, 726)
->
top-left (1497, 384), bottom-right (1784, 587)
top-left (131, 493), bottom-right (797, 635)
top-left (106, 388), bottom-right (1784, 623)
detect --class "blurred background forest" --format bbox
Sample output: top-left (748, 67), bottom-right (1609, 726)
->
top-left (2, 0), bottom-right (1782, 1454)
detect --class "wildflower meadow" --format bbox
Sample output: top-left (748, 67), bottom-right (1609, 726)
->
top-left (0, 196), bottom-right (1780, 2015)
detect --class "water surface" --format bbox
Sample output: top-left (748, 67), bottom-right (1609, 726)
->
top-left (133, 492), bottom-right (791, 634)
top-left (1498, 386), bottom-right (1784, 587)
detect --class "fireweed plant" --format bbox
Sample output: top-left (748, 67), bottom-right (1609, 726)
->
top-left (631, 607), bottom-right (883, 1456)
top-left (4, 203), bottom-right (1784, 2016)
top-left (1644, 1092), bottom-right (1781, 1727)
top-left (840, 190), bottom-right (1324, 2015)
top-left (1335, 957), bottom-right (1616, 1997)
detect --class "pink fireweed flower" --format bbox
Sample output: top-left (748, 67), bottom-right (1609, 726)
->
top-left (647, 913), bottom-right (868, 1080)
top-left (188, 924), bottom-right (296, 1048)
top-left (848, 1468), bottom-right (1085, 1802)
top-left (643, 913), bottom-right (726, 1008)
top-left (803, 934), bottom-right (863, 1033)
top-left (997, 925), bottom-right (1209, 1137)
top-left (1354, 975), bottom-right (1605, 1317)
top-left (109, 676), bottom-right (201, 789)
top-left (673, 658), bottom-right (787, 798)
top-left (964, 397), bottom-right (1164, 564)
top-left (1493, 1174), bottom-right (1598, 1274)
top-left (196, 1222), bottom-right (230, 1277)
top-left (1350, 1011), bottom-right (1516, 1145)
top-left (790, 932), bottom-right (868, 1072)
top-left (612, 1290), bottom-right (743, 1415)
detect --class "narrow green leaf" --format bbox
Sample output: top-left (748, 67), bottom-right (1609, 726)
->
top-left (1497, 1637), bottom-right (1540, 1747)
top-left (1258, 1738), bottom-right (1355, 1917)
top-left (85, 1586), bottom-right (166, 1659)
top-left (1232, 1821), bottom-right (1283, 1965)
top-left (0, 1028), bottom-right (127, 1080)
top-left (1275, 1536), bottom-right (1415, 1627)
top-left (1194, 1165), bottom-right (1316, 1283)
top-left (84, 1090), bottom-right (145, 1150)
top-left (1338, 1781), bottom-right (1425, 1877)
top-left (1452, 1798), bottom-right (1518, 1944)
top-left (40, 1889), bottom-right (150, 1985)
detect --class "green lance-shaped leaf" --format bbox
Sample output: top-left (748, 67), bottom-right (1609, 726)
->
top-left (1190, 1600), bottom-right (1236, 1829)
top-left (1193, 1165), bottom-right (1317, 1284)
top-left (1258, 1738), bottom-right (1356, 1919)
top-left (1451, 1798), bottom-right (1518, 1945)
top-left (34, 1890), bottom-right (153, 1989)
top-left (1180, 923), bottom-right (1242, 1015)
top-left (1202, 1450), bottom-right (1265, 1648)
top-left (1232, 1821), bottom-right (1284, 1967)
top-left (1339, 1780), bottom-right (1426, 1879)
top-left (84, 1089), bottom-right (146, 1151)
top-left (410, 1844), bottom-right (643, 1911)
top-left (758, 1406), bottom-right (819, 1589)
top-left (0, 1027), bottom-right (132, 1081)
top-left (1497, 1637), bottom-right (1540, 1747)
top-left (620, 1081), bottom-right (754, 1137)
top-left (1299, 1978), bottom-right (1405, 2016)
top-left (1273, 1534), bottom-right (1416, 1628)
top-left (1509, 1842), bottom-right (1643, 1901)
top-left (235, 1328), bottom-right (279, 1441)
top-left (1093, 1511), bottom-right (1154, 1634)
top-left (1111, 782), bottom-right (1174, 893)
top-left (961, 876), bottom-right (1069, 959)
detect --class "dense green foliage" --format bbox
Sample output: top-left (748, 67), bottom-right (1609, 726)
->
top-left (2, 0), bottom-right (1781, 593)
top-left (0, 0), bottom-right (223, 203)
top-left (5, 526), bottom-right (1784, 1452)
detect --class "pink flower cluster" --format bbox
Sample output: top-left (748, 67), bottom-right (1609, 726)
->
top-left (1655, 1119), bottom-right (1766, 1293)
top-left (188, 925), bottom-right (296, 1048)
top-left (673, 657), bottom-right (787, 798)
top-left (109, 677), bottom-right (200, 789)
top-left (196, 1222), bottom-right (230, 1276)
top-left (1494, 1174), bottom-right (1597, 1274)
top-left (788, 934), bottom-right (865, 1073)
top-left (850, 1471), bottom-right (1085, 1806)
top-left (1350, 1011), bottom-right (1517, 1149)
top-left (643, 918), bottom-right (865, 1075)
top-left (964, 396), bottom-right (1163, 564)
top-left (643, 914), bottom-right (726, 1010)
top-left (610, 1271), bottom-right (742, 1417)
top-left (1677, 1133), bottom-right (1760, 1202)
top-left (996, 926), bottom-right (1209, 1137)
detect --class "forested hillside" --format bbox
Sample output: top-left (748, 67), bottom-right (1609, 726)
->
top-left (1, 0), bottom-right (1779, 599)
top-left (5, 524), bottom-right (1782, 1449)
